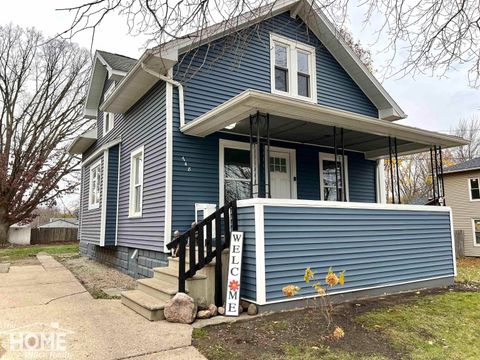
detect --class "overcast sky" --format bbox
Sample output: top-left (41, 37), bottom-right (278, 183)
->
top-left (2, 0), bottom-right (479, 134)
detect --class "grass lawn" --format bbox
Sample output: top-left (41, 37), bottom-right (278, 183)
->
top-left (194, 259), bottom-right (480, 359)
top-left (0, 243), bottom-right (79, 262)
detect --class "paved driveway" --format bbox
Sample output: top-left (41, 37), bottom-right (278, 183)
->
top-left (0, 254), bottom-right (205, 360)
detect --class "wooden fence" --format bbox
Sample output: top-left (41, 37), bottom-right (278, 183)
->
top-left (454, 230), bottom-right (465, 258)
top-left (30, 228), bottom-right (78, 245)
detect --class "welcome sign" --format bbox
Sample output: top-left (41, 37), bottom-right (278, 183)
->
top-left (225, 231), bottom-right (244, 316)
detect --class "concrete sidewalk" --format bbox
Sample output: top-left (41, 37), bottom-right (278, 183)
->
top-left (0, 254), bottom-right (206, 360)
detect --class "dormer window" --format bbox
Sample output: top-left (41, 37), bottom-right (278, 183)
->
top-left (103, 112), bottom-right (114, 135)
top-left (270, 34), bottom-right (316, 102)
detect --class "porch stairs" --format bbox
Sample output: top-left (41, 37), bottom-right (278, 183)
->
top-left (120, 249), bottom-right (223, 321)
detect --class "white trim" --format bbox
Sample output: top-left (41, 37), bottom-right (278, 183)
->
top-left (254, 204), bottom-right (266, 305)
top-left (467, 177), bottom-right (480, 201)
top-left (471, 218), bottom-right (480, 248)
top-left (164, 77), bottom-right (174, 253)
top-left (248, 275), bottom-right (454, 306)
top-left (264, 146), bottom-right (297, 199)
top-left (219, 139), bottom-right (253, 207)
top-left (96, 52), bottom-right (127, 79)
top-left (115, 144), bottom-right (122, 246)
top-left (82, 139), bottom-right (122, 166)
top-left (128, 146), bottom-right (144, 218)
top-left (444, 167), bottom-right (480, 175)
top-left (376, 159), bottom-right (386, 203)
top-left (319, 152), bottom-right (349, 201)
top-left (449, 209), bottom-right (457, 275)
top-left (88, 158), bottom-right (102, 210)
top-left (100, 150), bottom-right (109, 246)
top-left (104, 82), bottom-right (116, 99)
top-left (236, 197), bottom-right (452, 212)
top-left (103, 112), bottom-right (114, 136)
top-left (269, 33), bottom-right (317, 103)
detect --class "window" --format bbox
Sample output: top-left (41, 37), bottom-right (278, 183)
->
top-left (473, 220), bottom-right (480, 246)
top-left (319, 153), bottom-right (348, 201)
top-left (129, 147), bottom-right (144, 217)
top-left (270, 34), bottom-right (316, 102)
top-left (270, 156), bottom-right (287, 173)
top-left (220, 140), bottom-right (252, 205)
top-left (89, 159), bottom-right (102, 209)
top-left (469, 178), bottom-right (480, 200)
top-left (104, 112), bottom-right (114, 135)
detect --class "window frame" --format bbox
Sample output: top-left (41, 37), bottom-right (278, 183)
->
top-left (472, 219), bottom-right (480, 247)
top-left (88, 159), bottom-right (102, 210)
top-left (103, 112), bottom-right (114, 136)
top-left (270, 33), bottom-right (317, 103)
top-left (319, 152), bottom-right (349, 201)
top-left (129, 146), bottom-right (144, 218)
top-left (468, 178), bottom-right (480, 201)
top-left (219, 139), bottom-right (254, 207)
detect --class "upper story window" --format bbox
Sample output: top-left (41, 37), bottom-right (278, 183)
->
top-left (103, 112), bottom-right (114, 135)
top-left (89, 159), bottom-right (102, 210)
top-left (270, 34), bottom-right (316, 102)
top-left (129, 146), bottom-right (144, 217)
top-left (469, 178), bottom-right (480, 200)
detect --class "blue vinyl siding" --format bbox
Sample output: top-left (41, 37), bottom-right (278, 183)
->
top-left (81, 156), bottom-right (103, 245)
top-left (261, 206), bottom-right (454, 302)
top-left (238, 206), bottom-right (257, 301)
top-left (104, 145), bottom-right (119, 246)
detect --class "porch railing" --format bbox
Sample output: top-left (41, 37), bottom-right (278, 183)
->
top-left (166, 201), bottom-right (238, 307)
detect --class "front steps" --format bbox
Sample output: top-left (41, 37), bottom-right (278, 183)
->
top-left (121, 249), bottom-right (227, 321)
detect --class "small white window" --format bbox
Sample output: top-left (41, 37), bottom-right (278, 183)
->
top-left (103, 112), bottom-right (114, 135)
top-left (89, 159), bottom-right (102, 210)
top-left (129, 147), bottom-right (144, 217)
top-left (469, 178), bottom-right (480, 200)
top-left (319, 153), bottom-right (349, 201)
top-left (473, 219), bottom-right (480, 246)
top-left (270, 33), bottom-right (317, 102)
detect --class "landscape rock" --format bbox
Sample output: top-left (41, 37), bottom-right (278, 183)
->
top-left (239, 305), bottom-right (244, 314)
top-left (240, 300), bottom-right (250, 311)
top-left (0, 263), bottom-right (10, 273)
top-left (218, 306), bottom-right (225, 315)
top-left (164, 293), bottom-right (197, 324)
top-left (208, 304), bottom-right (218, 316)
top-left (197, 310), bottom-right (212, 319)
top-left (247, 303), bottom-right (258, 315)
top-left (197, 297), bottom-right (208, 310)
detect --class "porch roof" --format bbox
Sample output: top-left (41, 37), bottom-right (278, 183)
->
top-left (181, 90), bottom-right (467, 159)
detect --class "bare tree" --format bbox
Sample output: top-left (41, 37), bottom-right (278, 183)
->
top-left (0, 25), bottom-right (91, 245)
top-left (58, 0), bottom-right (480, 87)
top-left (451, 116), bottom-right (480, 163)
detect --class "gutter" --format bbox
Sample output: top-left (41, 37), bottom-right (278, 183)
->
top-left (141, 64), bottom-right (185, 127)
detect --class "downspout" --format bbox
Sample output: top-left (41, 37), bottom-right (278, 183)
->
top-left (141, 63), bottom-right (185, 127)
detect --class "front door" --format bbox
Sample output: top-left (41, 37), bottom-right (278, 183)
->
top-left (268, 149), bottom-right (296, 199)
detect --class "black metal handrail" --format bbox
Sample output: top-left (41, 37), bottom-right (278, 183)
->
top-left (166, 201), bottom-right (238, 306)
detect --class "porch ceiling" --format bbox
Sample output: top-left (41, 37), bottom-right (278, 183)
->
top-left (181, 90), bottom-right (468, 159)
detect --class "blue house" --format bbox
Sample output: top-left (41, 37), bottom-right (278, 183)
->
top-left (69, 0), bottom-right (466, 319)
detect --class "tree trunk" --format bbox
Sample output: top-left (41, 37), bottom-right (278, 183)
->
top-left (0, 206), bottom-right (9, 246)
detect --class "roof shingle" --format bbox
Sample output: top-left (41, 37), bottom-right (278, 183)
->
top-left (97, 50), bottom-right (137, 73)
top-left (444, 157), bottom-right (480, 174)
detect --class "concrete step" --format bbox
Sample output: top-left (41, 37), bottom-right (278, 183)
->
top-left (168, 256), bottom-right (216, 274)
top-left (153, 266), bottom-right (207, 286)
top-left (137, 278), bottom-right (187, 302)
top-left (121, 290), bottom-right (166, 321)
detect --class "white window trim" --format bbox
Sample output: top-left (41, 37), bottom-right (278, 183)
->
top-left (472, 218), bottom-right (480, 247)
top-left (270, 33), bottom-right (317, 103)
top-left (264, 146), bottom-right (298, 199)
top-left (129, 146), bottom-right (144, 218)
top-left (88, 158), bottom-right (102, 210)
top-left (219, 139), bottom-right (255, 207)
top-left (103, 112), bottom-right (114, 136)
top-left (319, 152), bottom-right (349, 201)
top-left (468, 178), bottom-right (480, 201)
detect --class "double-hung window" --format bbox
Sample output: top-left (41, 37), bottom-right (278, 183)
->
top-left (270, 34), bottom-right (316, 102)
top-left (469, 178), bottom-right (480, 200)
top-left (129, 147), bottom-right (144, 217)
top-left (104, 112), bottom-right (114, 135)
top-left (89, 159), bottom-right (102, 209)
top-left (220, 140), bottom-right (252, 205)
top-left (319, 153), bottom-right (348, 201)
top-left (473, 219), bottom-right (480, 246)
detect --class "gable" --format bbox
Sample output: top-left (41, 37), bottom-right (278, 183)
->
top-left (174, 11), bottom-right (378, 123)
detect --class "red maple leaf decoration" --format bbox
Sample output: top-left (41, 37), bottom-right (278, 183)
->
top-left (229, 280), bottom-right (240, 292)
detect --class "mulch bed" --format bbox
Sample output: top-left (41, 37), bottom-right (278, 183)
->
top-left (194, 286), bottom-right (468, 360)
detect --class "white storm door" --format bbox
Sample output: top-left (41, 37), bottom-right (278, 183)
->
top-left (267, 149), bottom-right (296, 199)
